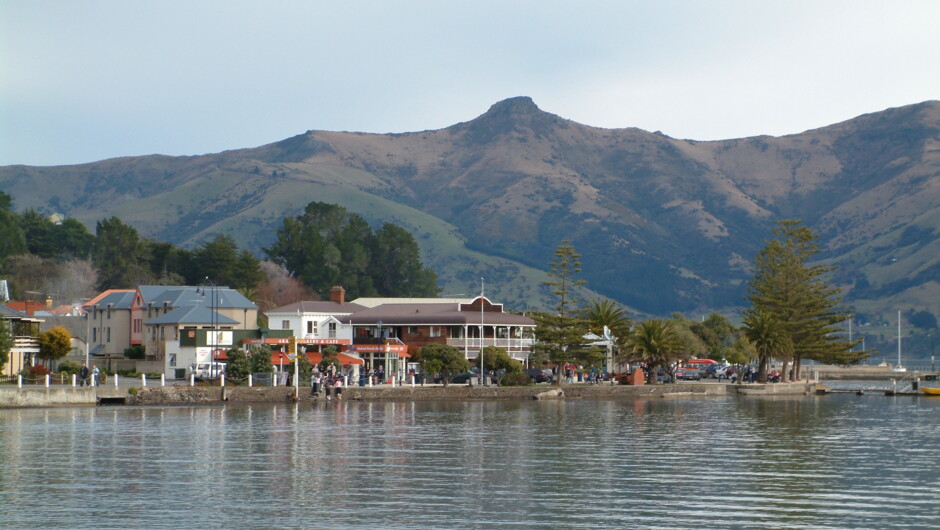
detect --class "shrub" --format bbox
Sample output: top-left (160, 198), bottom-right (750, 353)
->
top-left (22, 364), bottom-right (51, 382)
top-left (499, 372), bottom-right (532, 386)
top-left (124, 345), bottom-right (146, 360)
top-left (58, 360), bottom-right (83, 375)
top-left (128, 387), bottom-right (139, 395)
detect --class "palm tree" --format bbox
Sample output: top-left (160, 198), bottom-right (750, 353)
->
top-left (742, 310), bottom-right (793, 383)
top-left (618, 319), bottom-right (684, 384)
top-left (584, 299), bottom-right (631, 337)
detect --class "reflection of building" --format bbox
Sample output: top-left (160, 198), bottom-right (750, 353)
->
top-left (1, 305), bottom-right (43, 376)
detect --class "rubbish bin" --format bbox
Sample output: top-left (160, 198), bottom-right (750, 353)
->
top-left (359, 375), bottom-right (366, 387)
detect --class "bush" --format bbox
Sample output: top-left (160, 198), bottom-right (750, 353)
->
top-left (128, 387), bottom-right (139, 395)
top-left (499, 372), bottom-right (532, 386)
top-left (58, 360), bottom-right (83, 375)
top-left (22, 364), bottom-right (51, 381)
top-left (124, 345), bottom-right (146, 360)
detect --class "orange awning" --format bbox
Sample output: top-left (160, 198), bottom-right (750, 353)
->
top-left (305, 352), bottom-right (365, 366)
top-left (271, 351), bottom-right (292, 365)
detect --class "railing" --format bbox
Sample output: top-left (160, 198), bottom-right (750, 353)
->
top-left (446, 338), bottom-right (535, 351)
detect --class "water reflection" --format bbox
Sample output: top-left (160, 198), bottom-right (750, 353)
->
top-left (1, 395), bottom-right (938, 528)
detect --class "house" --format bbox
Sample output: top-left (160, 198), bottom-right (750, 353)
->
top-left (1, 305), bottom-right (43, 377)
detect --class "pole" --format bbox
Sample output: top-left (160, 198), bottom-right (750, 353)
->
top-left (480, 277), bottom-right (485, 386)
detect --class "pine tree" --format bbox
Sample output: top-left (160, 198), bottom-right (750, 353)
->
top-left (745, 220), bottom-right (867, 379)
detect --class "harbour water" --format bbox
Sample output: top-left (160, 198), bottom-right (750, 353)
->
top-left (1, 394), bottom-right (938, 528)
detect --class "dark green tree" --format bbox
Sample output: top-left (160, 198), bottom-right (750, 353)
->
top-left (193, 234), bottom-right (239, 286)
top-left (689, 312), bottom-right (737, 361)
top-left (418, 343), bottom-right (470, 387)
top-left (0, 192), bottom-right (26, 260)
top-left (481, 345), bottom-right (523, 374)
top-left (19, 209), bottom-right (57, 258)
top-left (225, 348), bottom-right (251, 381)
top-left (94, 217), bottom-right (152, 289)
top-left (583, 299), bottom-right (631, 339)
top-left (318, 345), bottom-right (341, 373)
top-left (372, 224), bottom-right (439, 297)
top-left (745, 220), bottom-right (866, 378)
top-left (530, 311), bottom-right (596, 385)
top-left (249, 346), bottom-right (275, 374)
top-left (544, 240), bottom-right (586, 317)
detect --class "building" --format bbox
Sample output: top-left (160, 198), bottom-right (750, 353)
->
top-left (1, 305), bottom-right (43, 377)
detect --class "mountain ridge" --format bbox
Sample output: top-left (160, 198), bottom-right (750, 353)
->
top-left (2, 98), bottom-right (939, 327)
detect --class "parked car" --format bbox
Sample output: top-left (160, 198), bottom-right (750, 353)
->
top-left (674, 367), bottom-right (702, 381)
top-left (186, 362), bottom-right (226, 380)
top-left (524, 368), bottom-right (553, 383)
top-left (704, 364), bottom-right (732, 379)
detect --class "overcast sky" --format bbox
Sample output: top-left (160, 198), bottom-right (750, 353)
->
top-left (2, 0), bottom-right (938, 166)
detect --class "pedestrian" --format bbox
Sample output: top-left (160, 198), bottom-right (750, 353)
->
top-left (325, 378), bottom-right (333, 401)
top-left (79, 362), bottom-right (89, 387)
top-left (335, 376), bottom-right (343, 400)
top-left (92, 365), bottom-right (100, 386)
top-left (312, 373), bottom-right (321, 396)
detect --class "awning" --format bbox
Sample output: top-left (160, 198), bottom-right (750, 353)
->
top-left (213, 349), bottom-right (229, 360)
top-left (305, 352), bottom-right (365, 366)
top-left (271, 351), bottom-right (292, 366)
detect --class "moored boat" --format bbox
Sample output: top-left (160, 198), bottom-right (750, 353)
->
top-left (921, 387), bottom-right (940, 396)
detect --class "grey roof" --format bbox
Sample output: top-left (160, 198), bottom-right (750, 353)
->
top-left (139, 285), bottom-right (257, 310)
top-left (145, 305), bottom-right (240, 326)
top-left (1, 305), bottom-right (29, 318)
top-left (337, 303), bottom-right (535, 327)
top-left (89, 290), bottom-right (135, 310)
top-left (267, 300), bottom-right (366, 314)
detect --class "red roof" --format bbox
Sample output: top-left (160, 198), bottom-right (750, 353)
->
top-left (304, 352), bottom-right (365, 366)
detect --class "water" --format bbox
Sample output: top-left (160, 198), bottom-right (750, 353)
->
top-left (1, 395), bottom-right (939, 528)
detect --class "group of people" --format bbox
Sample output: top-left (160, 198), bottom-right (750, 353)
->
top-left (558, 364), bottom-right (607, 384)
top-left (311, 372), bottom-right (345, 400)
top-left (79, 362), bottom-right (100, 387)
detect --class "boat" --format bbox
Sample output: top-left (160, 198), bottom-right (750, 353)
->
top-left (921, 387), bottom-right (940, 396)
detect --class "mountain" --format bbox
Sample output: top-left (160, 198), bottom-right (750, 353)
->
top-left (2, 97), bottom-right (939, 330)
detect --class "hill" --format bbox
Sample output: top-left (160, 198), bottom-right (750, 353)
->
top-left (2, 97), bottom-right (939, 335)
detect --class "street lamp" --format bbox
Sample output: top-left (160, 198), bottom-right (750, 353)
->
top-left (480, 278), bottom-right (485, 386)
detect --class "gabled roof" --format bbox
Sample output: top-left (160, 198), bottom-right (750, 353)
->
top-left (84, 289), bottom-right (136, 310)
top-left (351, 297), bottom-right (475, 308)
top-left (267, 300), bottom-right (366, 315)
top-left (145, 305), bottom-right (240, 326)
top-left (336, 302), bottom-right (535, 326)
top-left (138, 285), bottom-right (258, 310)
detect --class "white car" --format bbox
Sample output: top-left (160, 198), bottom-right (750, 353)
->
top-left (186, 362), bottom-right (226, 379)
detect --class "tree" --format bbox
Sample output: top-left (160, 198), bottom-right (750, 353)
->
top-left (742, 310), bottom-right (793, 383)
top-left (583, 299), bottom-right (631, 339)
top-left (318, 345), bottom-right (341, 373)
top-left (481, 345), bottom-right (523, 374)
top-left (689, 312), bottom-right (736, 361)
top-left (372, 224), bottom-right (439, 297)
top-left (94, 216), bottom-right (152, 289)
top-left (418, 343), bottom-right (470, 387)
top-left (249, 346), bottom-right (275, 374)
top-left (530, 311), bottom-right (596, 385)
top-left (745, 220), bottom-right (866, 379)
top-left (0, 319), bottom-right (13, 372)
top-left (297, 349), bottom-right (314, 382)
top-left (543, 240), bottom-right (586, 317)
top-left (38, 326), bottom-right (72, 366)
top-left (225, 348), bottom-right (251, 381)
top-left (0, 192), bottom-right (26, 260)
top-left (618, 319), bottom-right (685, 384)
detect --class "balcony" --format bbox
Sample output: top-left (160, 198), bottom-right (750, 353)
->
top-left (446, 337), bottom-right (534, 352)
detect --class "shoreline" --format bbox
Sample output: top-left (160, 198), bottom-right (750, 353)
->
top-left (1, 381), bottom-right (824, 408)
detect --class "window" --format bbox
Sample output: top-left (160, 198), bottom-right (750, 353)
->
top-left (169, 354), bottom-right (177, 367)
top-left (282, 320), bottom-right (290, 330)
top-left (328, 322), bottom-right (337, 338)
top-left (106, 327), bottom-right (111, 343)
top-left (92, 328), bottom-right (97, 342)
top-left (430, 326), bottom-right (441, 337)
top-left (408, 326), bottom-right (419, 335)
top-left (307, 321), bottom-right (314, 334)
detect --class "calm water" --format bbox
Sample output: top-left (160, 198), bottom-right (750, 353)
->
top-left (1, 395), bottom-right (939, 528)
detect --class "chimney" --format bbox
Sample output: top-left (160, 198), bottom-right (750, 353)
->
top-left (330, 286), bottom-right (345, 304)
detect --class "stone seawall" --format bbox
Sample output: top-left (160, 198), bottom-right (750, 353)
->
top-left (1, 381), bottom-right (817, 408)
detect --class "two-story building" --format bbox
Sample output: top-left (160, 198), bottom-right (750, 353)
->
top-left (1, 305), bottom-right (43, 377)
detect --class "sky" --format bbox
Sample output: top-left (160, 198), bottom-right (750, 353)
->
top-left (1, 0), bottom-right (938, 167)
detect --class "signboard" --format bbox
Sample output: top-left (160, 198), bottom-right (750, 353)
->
top-left (196, 347), bottom-right (211, 363)
top-left (242, 337), bottom-right (350, 345)
top-left (206, 330), bottom-right (232, 347)
top-left (355, 344), bottom-right (409, 354)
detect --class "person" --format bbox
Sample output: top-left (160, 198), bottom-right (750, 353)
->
top-left (334, 376), bottom-right (343, 400)
top-left (312, 373), bottom-right (321, 396)
top-left (91, 365), bottom-right (100, 386)
top-left (325, 378), bottom-right (333, 401)
top-left (79, 362), bottom-right (89, 387)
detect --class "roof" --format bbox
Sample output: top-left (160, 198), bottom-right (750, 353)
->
top-left (351, 297), bottom-right (476, 308)
top-left (84, 289), bottom-right (136, 310)
top-left (138, 285), bottom-right (258, 310)
top-left (145, 305), bottom-right (240, 326)
top-left (336, 302), bottom-right (535, 327)
top-left (267, 300), bottom-right (366, 315)
top-left (305, 352), bottom-right (365, 366)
